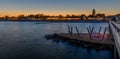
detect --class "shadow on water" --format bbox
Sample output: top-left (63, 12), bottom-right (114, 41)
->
top-left (45, 36), bottom-right (113, 50)
top-left (45, 32), bottom-right (114, 58)
top-left (45, 37), bottom-right (114, 59)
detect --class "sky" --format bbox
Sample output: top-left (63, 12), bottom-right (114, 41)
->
top-left (0, 0), bottom-right (120, 16)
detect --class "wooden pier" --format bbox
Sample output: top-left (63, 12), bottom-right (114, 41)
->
top-left (45, 21), bottom-right (120, 59)
top-left (109, 21), bottom-right (120, 59)
top-left (57, 33), bottom-right (114, 45)
top-left (46, 33), bottom-right (114, 50)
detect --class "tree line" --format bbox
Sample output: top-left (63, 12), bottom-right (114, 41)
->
top-left (0, 14), bottom-right (81, 21)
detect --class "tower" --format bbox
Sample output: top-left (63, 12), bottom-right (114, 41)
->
top-left (92, 9), bottom-right (96, 16)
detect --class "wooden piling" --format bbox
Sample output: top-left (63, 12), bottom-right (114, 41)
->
top-left (75, 26), bottom-right (79, 35)
top-left (89, 25), bottom-right (94, 35)
top-left (98, 26), bottom-right (102, 37)
top-left (89, 25), bottom-right (92, 33)
top-left (68, 25), bottom-right (70, 34)
top-left (70, 26), bottom-right (73, 36)
top-left (87, 27), bottom-right (92, 40)
top-left (91, 26), bottom-right (94, 34)
top-left (102, 27), bottom-right (107, 40)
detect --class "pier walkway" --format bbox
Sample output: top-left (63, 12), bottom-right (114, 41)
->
top-left (109, 21), bottom-right (120, 58)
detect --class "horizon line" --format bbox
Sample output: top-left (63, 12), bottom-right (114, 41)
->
top-left (0, 13), bottom-right (119, 17)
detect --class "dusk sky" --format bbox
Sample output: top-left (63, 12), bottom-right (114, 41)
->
top-left (0, 0), bottom-right (120, 16)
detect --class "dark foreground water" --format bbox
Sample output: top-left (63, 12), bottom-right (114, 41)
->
top-left (0, 21), bottom-right (113, 59)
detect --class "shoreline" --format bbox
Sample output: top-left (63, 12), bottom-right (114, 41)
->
top-left (0, 20), bottom-right (108, 23)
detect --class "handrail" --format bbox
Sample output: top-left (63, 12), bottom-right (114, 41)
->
top-left (109, 21), bottom-right (120, 58)
top-left (111, 21), bottom-right (120, 30)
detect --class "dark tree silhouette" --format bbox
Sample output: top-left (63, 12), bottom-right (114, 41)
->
top-left (4, 16), bottom-right (10, 20)
top-left (18, 15), bottom-right (25, 20)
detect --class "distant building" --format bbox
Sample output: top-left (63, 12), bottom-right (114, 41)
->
top-left (88, 15), bottom-right (95, 20)
top-left (115, 14), bottom-right (120, 22)
top-left (96, 14), bottom-right (105, 20)
top-left (92, 9), bottom-right (96, 16)
top-left (87, 9), bottom-right (106, 20)
top-left (106, 16), bottom-right (115, 21)
top-left (87, 9), bottom-right (96, 20)
top-left (80, 14), bottom-right (87, 20)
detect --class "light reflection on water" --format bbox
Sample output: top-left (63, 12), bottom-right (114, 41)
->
top-left (0, 21), bottom-right (112, 59)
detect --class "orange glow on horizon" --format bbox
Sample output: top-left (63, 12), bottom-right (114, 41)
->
top-left (0, 10), bottom-right (119, 17)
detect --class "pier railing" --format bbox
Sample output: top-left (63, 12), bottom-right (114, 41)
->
top-left (109, 21), bottom-right (120, 58)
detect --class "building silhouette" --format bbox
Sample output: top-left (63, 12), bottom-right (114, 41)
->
top-left (92, 9), bottom-right (96, 16)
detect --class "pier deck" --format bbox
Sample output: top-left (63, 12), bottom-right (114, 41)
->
top-left (56, 33), bottom-right (114, 45)
top-left (109, 21), bottom-right (120, 58)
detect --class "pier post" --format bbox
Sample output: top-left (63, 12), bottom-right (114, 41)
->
top-left (75, 26), bottom-right (79, 35)
top-left (70, 26), bottom-right (73, 36)
top-left (68, 25), bottom-right (70, 34)
top-left (89, 25), bottom-right (92, 33)
top-left (98, 26), bottom-right (102, 37)
top-left (91, 26), bottom-right (94, 34)
top-left (102, 27), bottom-right (107, 40)
top-left (87, 27), bottom-right (92, 40)
top-left (89, 25), bottom-right (94, 35)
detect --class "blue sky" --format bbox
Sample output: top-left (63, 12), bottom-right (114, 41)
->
top-left (0, 0), bottom-right (120, 16)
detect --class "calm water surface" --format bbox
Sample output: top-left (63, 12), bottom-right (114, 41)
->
top-left (0, 21), bottom-right (112, 59)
